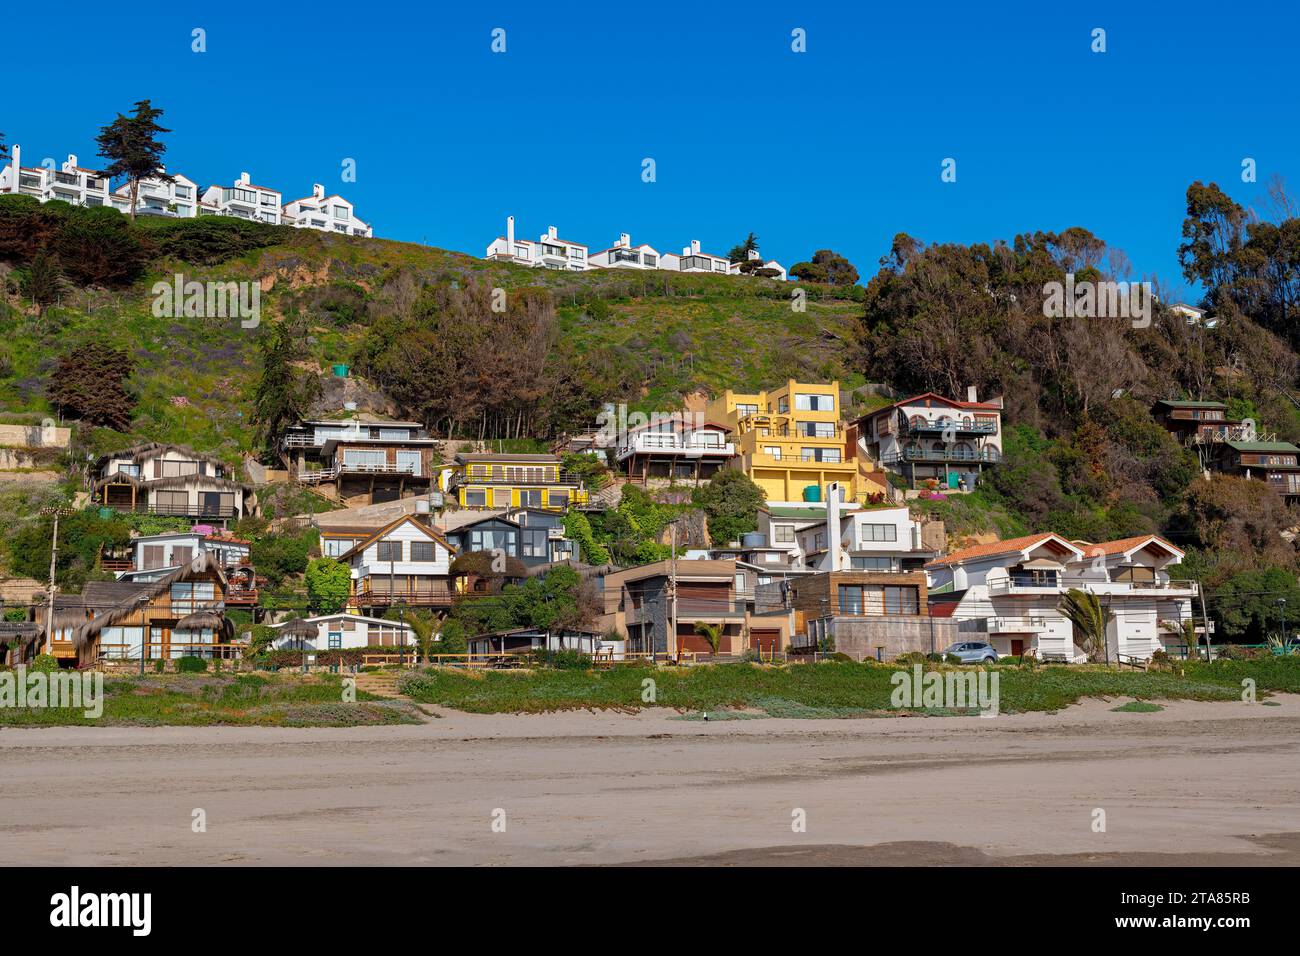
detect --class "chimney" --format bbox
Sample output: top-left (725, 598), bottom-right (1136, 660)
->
top-left (748, 249), bottom-right (760, 261)
top-left (966, 385), bottom-right (978, 403)
top-left (7, 145), bottom-right (18, 193)
top-left (507, 215), bottom-right (515, 246)
top-left (64, 154), bottom-right (77, 172)
top-left (826, 483), bottom-right (842, 572)
top-left (313, 183), bottom-right (324, 200)
top-left (547, 225), bottom-right (558, 240)
top-left (619, 232), bottom-right (630, 247)
top-left (238, 172), bottom-right (251, 185)
top-left (690, 239), bottom-right (701, 254)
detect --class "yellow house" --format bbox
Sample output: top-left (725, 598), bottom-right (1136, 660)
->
top-left (705, 380), bottom-right (859, 503)
top-left (449, 453), bottom-right (590, 510)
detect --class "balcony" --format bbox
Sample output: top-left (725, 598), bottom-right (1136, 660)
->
top-left (354, 583), bottom-right (454, 607)
top-left (452, 470), bottom-right (586, 488)
top-left (52, 171), bottom-right (80, 186)
top-left (618, 434), bottom-right (736, 459)
top-left (102, 501), bottom-right (239, 519)
top-left (884, 447), bottom-right (1002, 465)
top-left (904, 418), bottom-right (998, 436)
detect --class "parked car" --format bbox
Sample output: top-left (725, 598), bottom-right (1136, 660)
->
top-left (942, 640), bottom-right (999, 664)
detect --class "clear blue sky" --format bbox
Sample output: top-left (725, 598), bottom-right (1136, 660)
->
top-left (4, 1), bottom-right (1297, 299)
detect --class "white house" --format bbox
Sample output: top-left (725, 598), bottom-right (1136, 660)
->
top-left (797, 490), bottom-right (935, 573)
top-left (270, 613), bottom-right (414, 651)
top-left (91, 443), bottom-right (256, 524)
top-left (485, 215), bottom-right (537, 265)
top-left (0, 150), bottom-right (112, 208)
top-left (661, 239), bottom-right (729, 275)
top-left (111, 169), bottom-right (200, 218)
top-left (338, 515), bottom-right (455, 612)
top-left (283, 184), bottom-right (372, 237)
top-left (588, 233), bottom-right (662, 270)
top-left (727, 249), bottom-right (787, 280)
top-left (534, 224), bottom-right (589, 271)
top-left (201, 172), bottom-right (282, 224)
top-left (613, 417), bottom-right (736, 480)
top-left (925, 532), bottom-right (1198, 662)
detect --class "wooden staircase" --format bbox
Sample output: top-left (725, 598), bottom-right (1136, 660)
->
top-left (352, 669), bottom-right (408, 698)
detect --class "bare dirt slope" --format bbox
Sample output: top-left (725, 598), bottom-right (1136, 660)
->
top-left (1, 696), bottom-right (1297, 866)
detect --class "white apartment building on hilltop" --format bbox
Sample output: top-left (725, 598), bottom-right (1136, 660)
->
top-left (486, 217), bottom-right (788, 279)
top-left (200, 172), bottom-right (282, 224)
top-left (111, 169), bottom-right (201, 218)
top-left (484, 217), bottom-right (589, 270)
top-left (0, 148), bottom-right (111, 208)
top-left (284, 184), bottom-right (372, 237)
top-left (588, 233), bottom-right (661, 270)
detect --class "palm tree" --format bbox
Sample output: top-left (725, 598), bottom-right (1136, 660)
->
top-left (1059, 588), bottom-right (1112, 663)
top-left (693, 621), bottom-right (723, 655)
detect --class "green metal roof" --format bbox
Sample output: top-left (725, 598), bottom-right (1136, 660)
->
top-left (1156, 399), bottom-right (1227, 408)
top-left (1224, 441), bottom-right (1300, 453)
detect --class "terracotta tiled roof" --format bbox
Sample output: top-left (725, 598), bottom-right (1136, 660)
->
top-left (925, 533), bottom-right (1072, 569)
top-left (1071, 535), bottom-right (1183, 559)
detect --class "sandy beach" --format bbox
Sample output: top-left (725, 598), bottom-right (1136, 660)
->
top-left (2, 696), bottom-right (1298, 866)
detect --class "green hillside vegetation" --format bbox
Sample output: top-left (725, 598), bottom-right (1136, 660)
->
top-left (2, 174), bottom-right (1300, 635)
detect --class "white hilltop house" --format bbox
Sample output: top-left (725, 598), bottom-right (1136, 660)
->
top-left (111, 168), bottom-right (200, 218)
top-left (588, 233), bottom-right (661, 270)
top-left (0, 148), bottom-right (111, 208)
top-left (283, 184), bottom-right (372, 237)
top-left (728, 248), bottom-right (787, 280)
top-left (484, 217), bottom-right (589, 270)
top-left (200, 172), bottom-right (282, 224)
top-left (660, 239), bottom-right (730, 274)
top-left (925, 532), bottom-right (1200, 663)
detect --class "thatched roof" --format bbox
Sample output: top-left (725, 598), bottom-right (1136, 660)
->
top-left (275, 618), bottom-right (318, 638)
top-left (0, 622), bottom-right (40, 647)
top-left (75, 552), bottom-right (229, 649)
top-left (90, 472), bottom-right (252, 495)
top-left (524, 559), bottom-right (617, 579)
top-left (94, 442), bottom-right (229, 471)
top-left (174, 610), bottom-right (224, 631)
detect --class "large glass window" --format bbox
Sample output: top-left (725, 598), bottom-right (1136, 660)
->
top-left (795, 393), bottom-right (834, 411)
top-left (860, 523), bottom-right (897, 542)
top-left (410, 541), bottom-right (436, 562)
top-left (377, 541), bottom-right (403, 562)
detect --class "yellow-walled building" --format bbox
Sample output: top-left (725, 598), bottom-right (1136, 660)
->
top-left (448, 453), bottom-right (589, 510)
top-left (705, 380), bottom-right (860, 503)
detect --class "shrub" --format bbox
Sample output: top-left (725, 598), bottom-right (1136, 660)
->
top-left (176, 656), bottom-right (208, 673)
top-left (153, 659), bottom-right (165, 673)
top-left (525, 648), bottom-right (593, 670)
top-left (1217, 644), bottom-right (1261, 661)
top-left (30, 654), bottom-right (58, 673)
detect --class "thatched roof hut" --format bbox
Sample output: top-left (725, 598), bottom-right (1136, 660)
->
top-left (94, 442), bottom-right (231, 473)
top-left (74, 552), bottom-right (229, 650)
top-left (276, 618), bottom-right (318, 639)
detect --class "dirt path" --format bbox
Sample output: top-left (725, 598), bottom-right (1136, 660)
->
top-left (1, 696), bottom-right (1298, 866)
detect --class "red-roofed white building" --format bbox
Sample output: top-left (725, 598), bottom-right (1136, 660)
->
top-left (283, 183), bottom-right (372, 237)
top-left (925, 532), bottom-right (1199, 662)
top-left (0, 148), bottom-right (111, 208)
top-left (110, 168), bottom-right (200, 218)
top-left (485, 216), bottom-right (589, 270)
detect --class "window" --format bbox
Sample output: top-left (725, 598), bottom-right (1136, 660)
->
top-left (465, 489), bottom-right (487, 507)
top-left (794, 393), bottom-right (834, 411)
top-left (328, 631), bottom-right (342, 650)
top-left (522, 529), bottom-right (547, 558)
top-left (860, 523), bottom-right (897, 542)
top-left (778, 397), bottom-right (790, 413)
top-left (798, 421), bottom-right (835, 438)
top-left (549, 490), bottom-right (569, 509)
top-left (410, 541), bottom-right (436, 562)
top-left (333, 205), bottom-right (350, 220)
top-left (850, 556), bottom-right (893, 571)
top-left (838, 584), bottom-right (918, 615)
top-left (324, 537), bottom-right (357, 557)
top-left (801, 448), bottom-right (840, 462)
top-left (736, 403), bottom-right (759, 418)
top-left (520, 489), bottom-right (543, 508)
top-left (343, 449), bottom-right (386, 469)
top-left (773, 524), bottom-right (795, 543)
top-left (763, 445), bottom-right (782, 460)
top-left (644, 254), bottom-right (657, 267)
top-left (814, 532), bottom-right (827, 550)
top-left (155, 490), bottom-right (189, 514)
top-left (377, 541), bottom-right (403, 562)
top-left (156, 459), bottom-right (201, 478)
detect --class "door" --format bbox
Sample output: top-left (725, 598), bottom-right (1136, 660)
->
top-left (200, 492), bottom-right (223, 516)
top-left (1011, 639), bottom-right (1024, 657)
top-left (751, 628), bottom-right (780, 655)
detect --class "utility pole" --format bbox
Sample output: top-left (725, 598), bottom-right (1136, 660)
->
top-left (667, 528), bottom-right (679, 661)
top-left (1197, 581), bottom-right (1212, 661)
top-left (39, 506), bottom-right (73, 656)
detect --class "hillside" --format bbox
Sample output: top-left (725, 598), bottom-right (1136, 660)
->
top-left (4, 184), bottom-right (1300, 642)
